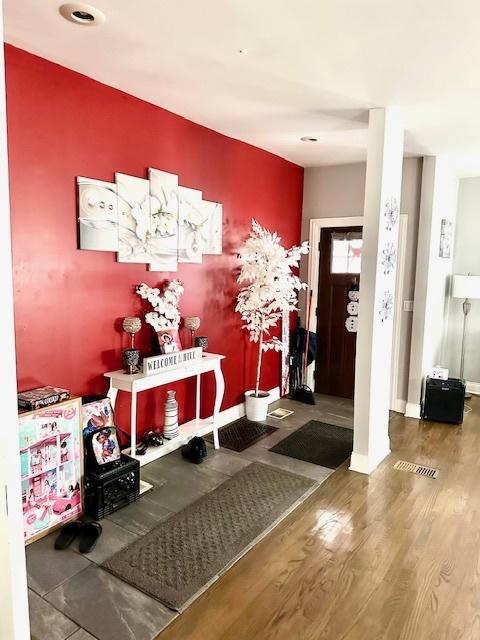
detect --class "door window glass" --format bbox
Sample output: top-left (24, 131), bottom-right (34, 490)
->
top-left (331, 232), bottom-right (362, 274)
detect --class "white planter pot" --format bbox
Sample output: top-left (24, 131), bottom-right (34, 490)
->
top-left (245, 390), bottom-right (270, 422)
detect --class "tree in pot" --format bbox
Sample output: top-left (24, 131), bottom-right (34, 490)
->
top-left (235, 219), bottom-right (309, 421)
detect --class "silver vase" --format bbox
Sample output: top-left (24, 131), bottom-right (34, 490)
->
top-left (163, 390), bottom-right (179, 439)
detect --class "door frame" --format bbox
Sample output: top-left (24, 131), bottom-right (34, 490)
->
top-left (306, 215), bottom-right (407, 412)
top-left (0, 7), bottom-right (30, 638)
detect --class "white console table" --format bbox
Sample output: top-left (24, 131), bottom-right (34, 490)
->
top-left (104, 352), bottom-right (225, 471)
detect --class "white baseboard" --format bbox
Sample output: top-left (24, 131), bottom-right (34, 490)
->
top-left (466, 381), bottom-right (480, 396)
top-left (218, 386), bottom-right (281, 427)
top-left (349, 445), bottom-right (391, 475)
top-left (405, 402), bottom-right (421, 419)
top-left (391, 398), bottom-right (406, 414)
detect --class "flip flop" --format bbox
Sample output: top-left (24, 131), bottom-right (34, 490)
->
top-left (54, 520), bottom-right (83, 550)
top-left (78, 521), bottom-right (103, 554)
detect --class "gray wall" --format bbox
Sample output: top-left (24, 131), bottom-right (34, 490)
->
top-left (300, 157), bottom-right (423, 405)
top-left (444, 177), bottom-right (480, 384)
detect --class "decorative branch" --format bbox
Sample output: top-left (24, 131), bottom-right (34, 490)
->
top-left (136, 280), bottom-right (184, 331)
top-left (235, 219), bottom-right (309, 396)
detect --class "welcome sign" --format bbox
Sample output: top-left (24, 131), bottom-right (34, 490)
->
top-left (143, 347), bottom-right (203, 375)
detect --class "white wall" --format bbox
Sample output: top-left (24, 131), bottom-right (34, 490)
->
top-left (301, 158), bottom-right (423, 407)
top-left (444, 177), bottom-right (480, 386)
top-left (0, 1), bottom-right (30, 636)
top-left (406, 156), bottom-right (459, 415)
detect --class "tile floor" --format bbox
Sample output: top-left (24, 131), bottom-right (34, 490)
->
top-left (28, 394), bottom-right (353, 640)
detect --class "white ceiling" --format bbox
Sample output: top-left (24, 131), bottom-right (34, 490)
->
top-left (4, 0), bottom-right (480, 169)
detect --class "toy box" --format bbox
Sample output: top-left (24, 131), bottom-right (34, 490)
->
top-left (18, 385), bottom-right (70, 411)
top-left (19, 397), bottom-right (83, 544)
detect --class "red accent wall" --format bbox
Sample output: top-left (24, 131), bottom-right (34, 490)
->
top-left (5, 45), bottom-right (303, 441)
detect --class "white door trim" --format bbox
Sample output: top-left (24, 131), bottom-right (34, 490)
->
top-left (0, 9), bottom-right (30, 639)
top-left (390, 215), bottom-right (408, 413)
top-left (306, 217), bottom-right (363, 389)
top-left (307, 215), bottom-right (407, 412)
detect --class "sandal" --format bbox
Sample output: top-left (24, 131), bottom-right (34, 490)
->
top-left (54, 520), bottom-right (83, 550)
top-left (78, 521), bottom-right (103, 554)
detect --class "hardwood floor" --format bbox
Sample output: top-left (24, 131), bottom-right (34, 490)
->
top-left (158, 398), bottom-right (480, 640)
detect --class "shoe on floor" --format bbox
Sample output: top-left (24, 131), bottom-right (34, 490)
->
top-left (78, 521), bottom-right (102, 554)
top-left (54, 520), bottom-right (83, 550)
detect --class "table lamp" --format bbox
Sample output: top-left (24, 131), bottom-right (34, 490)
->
top-left (452, 274), bottom-right (480, 396)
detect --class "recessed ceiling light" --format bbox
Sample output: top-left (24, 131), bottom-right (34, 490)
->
top-left (59, 3), bottom-right (106, 26)
top-left (300, 136), bottom-right (319, 142)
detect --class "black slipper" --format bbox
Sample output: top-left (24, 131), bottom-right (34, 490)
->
top-left (54, 520), bottom-right (83, 550)
top-left (78, 521), bottom-right (102, 554)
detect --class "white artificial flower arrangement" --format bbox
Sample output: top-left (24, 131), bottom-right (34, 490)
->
top-left (235, 219), bottom-right (309, 397)
top-left (136, 280), bottom-right (184, 331)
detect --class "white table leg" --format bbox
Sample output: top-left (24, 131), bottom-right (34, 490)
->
top-left (196, 374), bottom-right (201, 420)
top-left (130, 389), bottom-right (137, 456)
top-left (107, 384), bottom-right (118, 410)
top-left (212, 363), bottom-right (225, 449)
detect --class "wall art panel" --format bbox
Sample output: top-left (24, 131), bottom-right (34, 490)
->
top-left (178, 186), bottom-right (204, 264)
top-left (148, 168), bottom-right (179, 272)
top-left (77, 177), bottom-right (118, 251)
top-left (116, 173), bottom-right (153, 264)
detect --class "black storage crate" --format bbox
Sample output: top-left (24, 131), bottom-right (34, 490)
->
top-left (84, 455), bottom-right (140, 519)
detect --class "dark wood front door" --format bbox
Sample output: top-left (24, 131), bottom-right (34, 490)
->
top-left (315, 226), bottom-right (362, 399)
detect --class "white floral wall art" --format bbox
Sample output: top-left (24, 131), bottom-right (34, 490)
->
top-left (384, 196), bottom-right (399, 231)
top-left (77, 177), bottom-right (118, 251)
top-left (148, 169), bottom-right (179, 272)
top-left (378, 290), bottom-right (394, 322)
top-left (116, 173), bottom-right (154, 264)
top-left (178, 187), bottom-right (204, 264)
top-left (236, 219), bottom-right (309, 396)
top-left (381, 242), bottom-right (397, 275)
top-left (439, 218), bottom-right (452, 259)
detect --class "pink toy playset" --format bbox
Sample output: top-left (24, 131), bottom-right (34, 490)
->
top-left (18, 397), bottom-right (83, 544)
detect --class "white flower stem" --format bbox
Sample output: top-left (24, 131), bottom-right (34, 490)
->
top-left (255, 331), bottom-right (263, 397)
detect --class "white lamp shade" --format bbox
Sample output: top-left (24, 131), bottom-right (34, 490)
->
top-left (452, 275), bottom-right (480, 299)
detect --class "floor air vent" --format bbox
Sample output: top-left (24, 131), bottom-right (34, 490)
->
top-left (394, 460), bottom-right (439, 479)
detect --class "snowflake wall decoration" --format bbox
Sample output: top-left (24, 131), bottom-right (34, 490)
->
top-left (378, 290), bottom-right (394, 322)
top-left (381, 242), bottom-right (397, 275)
top-left (384, 197), bottom-right (399, 231)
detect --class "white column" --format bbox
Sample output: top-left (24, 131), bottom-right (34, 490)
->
top-left (0, 5), bottom-right (30, 637)
top-left (406, 156), bottom-right (458, 417)
top-left (350, 108), bottom-right (404, 475)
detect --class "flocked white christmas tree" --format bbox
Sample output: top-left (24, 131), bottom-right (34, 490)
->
top-left (235, 219), bottom-right (309, 397)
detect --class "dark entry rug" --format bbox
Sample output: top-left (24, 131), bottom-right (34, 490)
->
top-left (102, 462), bottom-right (315, 611)
top-left (270, 420), bottom-right (353, 469)
top-left (204, 417), bottom-right (278, 452)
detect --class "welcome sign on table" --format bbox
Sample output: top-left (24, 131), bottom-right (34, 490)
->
top-left (143, 347), bottom-right (203, 375)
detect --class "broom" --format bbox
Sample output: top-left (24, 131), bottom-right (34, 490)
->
top-left (292, 289), bottom-right (316, 405)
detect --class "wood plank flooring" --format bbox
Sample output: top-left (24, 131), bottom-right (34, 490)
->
top-left (158, 398), bottom-right (480, 640)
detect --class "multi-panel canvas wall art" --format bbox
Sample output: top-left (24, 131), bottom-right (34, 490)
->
top-left (77, 168), bottom-right (223, 269)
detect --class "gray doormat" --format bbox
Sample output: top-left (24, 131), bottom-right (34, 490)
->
top-left (204, 417), bottom-right (278, 452)
top-left (270, 420), bottom-right (353, 469)
top-left (102, 462), bottom-right (315, 611)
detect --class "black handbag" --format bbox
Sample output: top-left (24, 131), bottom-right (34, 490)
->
top-left (181, 436), bottom-right (207, 464)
